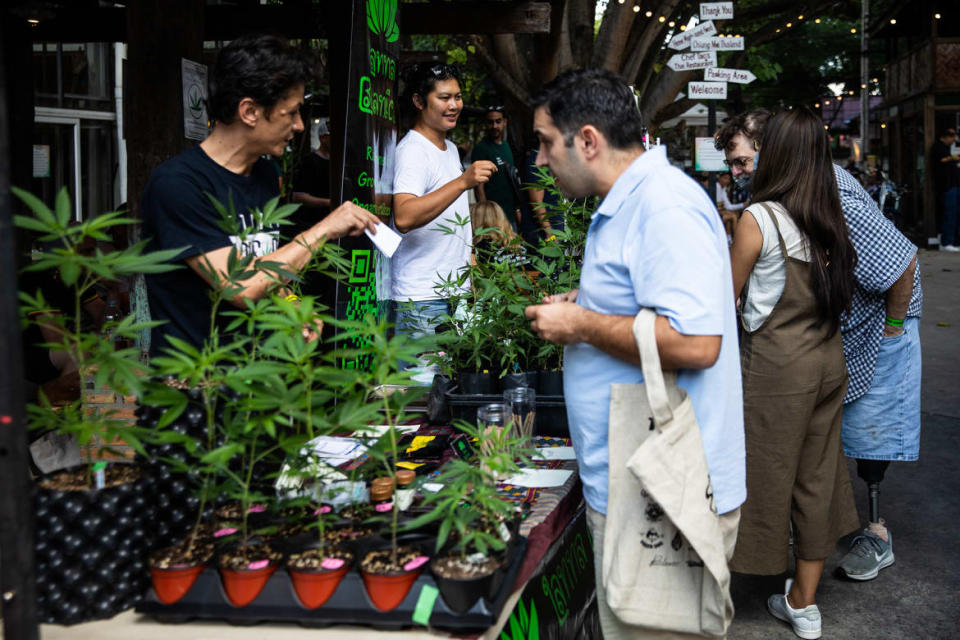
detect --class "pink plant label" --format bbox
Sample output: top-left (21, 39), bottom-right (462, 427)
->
top-left (213, 527), bottom-right (237, 538)
top-left (375, 502), bottom-right (394, 513)
top-left (321, 557), bottom-right (345, 570)
top-left (403, 556), bottom-right (429, 571)
top-left (248, 505), bottom-right (266, 513)
top-left (313, 506), bottom-right (332, 515)
top-left (248, 560), bottom-right (269, 570)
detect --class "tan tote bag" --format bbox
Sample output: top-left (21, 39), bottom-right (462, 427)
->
top-left (602, 309), bottom-right (733, 637)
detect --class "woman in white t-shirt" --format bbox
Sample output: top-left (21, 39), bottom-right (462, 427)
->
top-left (390, 64), bottom-right (496, 342)
top-left (728, 108), bottom-right (859, 640)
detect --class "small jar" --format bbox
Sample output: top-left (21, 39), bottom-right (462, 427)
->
top-left (370, 484), bottom-right (394, 513)
top-left (395, 470), bottom-right (417, 511)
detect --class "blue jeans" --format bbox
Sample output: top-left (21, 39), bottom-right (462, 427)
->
top-left (940, 186), bottom-right (959, 246)
top-left (390, 299), bottom-right (450, 370)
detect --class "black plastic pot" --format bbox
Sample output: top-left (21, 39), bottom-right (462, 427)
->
top-left (431, 557), bottom-right (497, 614)
top-left (499, 371), bottom-right (539, 392)
top-left (457, 371), bottom-right (496, 395)
top-left (537, 369), bottom-right (564, 396)
top-left (33, 463), bottom-right (151, 624)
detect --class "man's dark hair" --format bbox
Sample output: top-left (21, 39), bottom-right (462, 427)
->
top-left (208, 34), bottom-right (311, 125)
top-left (714, 109), bottom-right (771, 152)
top-left (939, 128), bottom-right (957, 139)
top-left (530, 69), bottom-right (644, 150)
top-left (399, 63), bottom-right (462, 127)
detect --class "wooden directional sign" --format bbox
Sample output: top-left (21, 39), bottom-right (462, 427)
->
top-left (668, 20), bottom-right (716, 50)
top-left (666, 51), bottom-right (718, 72)
top-left (691, 36), bottom-right (745, 51)
top-left (700, 2), bottom-right (734, 20)
top-left (705, 67), bottom-right (757, 84)
top-left (688, 81), bottom-right (727, 100)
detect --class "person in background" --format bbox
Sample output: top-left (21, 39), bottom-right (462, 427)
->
top-left (716, 171), bottom-right (744, 240)
top-left (471, 105), bottom-right (521, 231)
top-left (929, 127), bottom-right (960, 251)
top-left (524, 147), bottom-right (563, 235)
top-left (728, 108), bottom-right (860, 640)
top-left (471, 200), bottom-right (523, 265)
top-left (141, 35), bottom-right (379, 355)
top-left (291, 116), bottom-right (332, 227)
top-left (391, 63), bottom-right (495, 342)
top-left (717, 108), bottom-right (923, 588)
top-left (523, 68), bottom-right (745, 639)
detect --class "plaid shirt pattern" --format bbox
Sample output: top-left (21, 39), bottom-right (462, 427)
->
top-left (835, 166), bottom-right (923, 403)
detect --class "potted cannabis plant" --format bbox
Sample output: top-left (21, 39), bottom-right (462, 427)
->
top-left (14, 187), bottom-right (182, 623)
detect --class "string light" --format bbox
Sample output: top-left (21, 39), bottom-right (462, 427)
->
top-left (658, 16), bottom-right (666, 22)
top-left (824, 125), bottom-right (829, 130)
top-left (861, 83), bottom-right (867, 89)
top-left (787, 22), bottom-right (793, 27)
top-left (848, 90), bottom-right (855, 95)
top-left (668, 20), bottom-right (675, 27)
top-left (645, 10), bottom-right (653, 17)
top-left (680, 24), bottom-right (687, 31)
top-left (633, 4), bottom-right (640, 12)
top-left (890, 18), bottom-right (897, 24)
top-left (935, 13), bottom-right (941, 19)
top-left (814, 103), bottom-right (820, 108)
top-left (617, 0), bottom-right (624, 4)
top-left (872, 77), bottom-right (879, 82)
top-left (776, 28), bottom-right (781, 32)
top-left (798, 14), bottom-right (804, 20)
top-left (837, 95), bottom-right (843, 101)
top-left (880, 123), bottom-right (887, 129)
top-left (851, 27), bottom-right (857, 33)
top-left (824, 100), bottom-right (830, 105)
top-left (815, 18), bottom-right (821, 23)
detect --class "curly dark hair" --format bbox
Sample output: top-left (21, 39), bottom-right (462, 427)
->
top-left (530, 69), bottom-right (643, 150)
top-left (714, 109), bottom-right (771, 152)
top-left (208, 34), bottom-right (311, 125)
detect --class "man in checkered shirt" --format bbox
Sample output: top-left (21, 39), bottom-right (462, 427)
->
top-left (716, 110), bottom-right (922, 582)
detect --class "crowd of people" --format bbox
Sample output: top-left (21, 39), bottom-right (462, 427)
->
top-left (95, 35), bottom-right (924, 640)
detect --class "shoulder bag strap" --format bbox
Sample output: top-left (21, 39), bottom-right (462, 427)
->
top-left (631, 308), bottom-right (675, 426)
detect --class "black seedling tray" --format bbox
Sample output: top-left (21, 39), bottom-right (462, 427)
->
top-left (446, 392), bottom-right (569, 438)
top-left (137, 537), bottom-right (526, 631)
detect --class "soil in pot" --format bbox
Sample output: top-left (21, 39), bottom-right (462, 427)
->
top-left (537, 369), bottom-right (564, 396)
top-left (432, 553), bottom-right (503, 614)
top-left (458, 371), bottom-right (496, 395)
top-left (218, 543), bottom-right (282, 607)
top-left (287, 547), bottom-right (354, 609)
top-left (499, 371), bottom-right (539, 392)
top-left (149, 539), bottom-right (214, 604)
top-left (359, 545), bottom-right (430, 612)
top-left (33, 463), bottom-right (150, 624)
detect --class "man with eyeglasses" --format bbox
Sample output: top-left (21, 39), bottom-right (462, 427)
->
top-left (471, 105), bottom-right (521, 231)
top-left (715, 109), bottom-right (923, 585)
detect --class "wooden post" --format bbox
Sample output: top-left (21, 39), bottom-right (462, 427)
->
top-left (0, 16), bottom-right (40, 640)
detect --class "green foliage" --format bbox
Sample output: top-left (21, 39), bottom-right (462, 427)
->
top-left (367, 0), bottom-right (399, 43)
top-left (13, 186), bottom-right (182, 479)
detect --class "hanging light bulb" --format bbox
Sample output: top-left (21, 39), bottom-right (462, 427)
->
top-left (618, 0), bottom-right (625, 4)
top-left (849, 90), bottom-right (855, 95)
top-left (668, 20), bottom-right (675, 27)
top-left (776, 28), bottom-right (781, 33)
top-left (851, 27), bottom-right (857, 33)
top-left (798, 14), bottom-right (804, 20)
top-left (658, 16), bottom-right (666, 22)
top-left (680, 24), bottom-right (687, 31)
top-left (645, 10), bottom-right (653, 17)
top-left (787, 22), bottom-right (793, 27)
top-left (861, 83), bottom-right (867, 89)
top-left (890, 18), bottom-right (897, 24)
top-left (881, 122), bottom-right (887, 129)
top-left (824, 100), bottom-right (830, 105)
top-left (633, 4), bottom-right (640, 12)
top-left (815, 18), bottom-right (821, 24)
top-left (815, 103), bottom-right (821, 108)
top-left (935, 13), bottom-right (941, 19)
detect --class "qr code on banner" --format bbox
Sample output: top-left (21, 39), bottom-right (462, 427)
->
top-left (343, 249), bottom-right (378, 370)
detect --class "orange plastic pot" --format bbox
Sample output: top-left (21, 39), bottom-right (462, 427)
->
top-left (219, 564), bottom-right (277, 607)
top-left (150, 564), bottom-right (205, 604)
top-left (360, 569), bottom-right (423, 612)
top-left (289, 565), bottom-right (350, 609)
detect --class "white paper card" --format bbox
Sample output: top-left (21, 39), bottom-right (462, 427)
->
top-left (365, 222), bottom-right (402, 258)
top-left (533, 446), bottom-right (577, 461)
top-left (502, 468), bottom-right (574, 488)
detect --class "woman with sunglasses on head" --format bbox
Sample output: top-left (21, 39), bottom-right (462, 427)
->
top-left (390, 63), bottom-right (496, 344)
top-left (728, 107), bottom-right (860, 640)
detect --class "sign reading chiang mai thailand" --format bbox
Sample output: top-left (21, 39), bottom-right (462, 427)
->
top-left (691, 35), bottom-right (745, 51)
top-left (666, 51), bottom-right (718, 72)
top-left (336, 0), bottom-right (399, 369)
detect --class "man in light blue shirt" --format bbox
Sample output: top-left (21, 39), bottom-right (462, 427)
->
top-left (524, 69), bottom-right (745, 638)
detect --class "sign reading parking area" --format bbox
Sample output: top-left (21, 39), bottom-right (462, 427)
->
top-left (704, 67), bottom-right (757, 84)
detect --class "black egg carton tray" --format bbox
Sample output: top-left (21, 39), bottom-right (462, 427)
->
top-left (137, 537), bottom-right (526, 631)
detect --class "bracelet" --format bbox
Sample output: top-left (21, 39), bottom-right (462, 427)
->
top-left (884, 316), bottom-right (904, 327)
top-left (285, 294), bottom-right (300, 303)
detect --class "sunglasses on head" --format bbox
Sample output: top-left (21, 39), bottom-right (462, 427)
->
top-left (487, 105), bottom-right (505, 113)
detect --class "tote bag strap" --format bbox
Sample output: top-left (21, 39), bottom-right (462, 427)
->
top-left (631, 308), bottom-right (675, 426)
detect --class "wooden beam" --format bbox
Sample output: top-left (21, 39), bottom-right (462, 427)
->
top-left (401, 1), bottom-right (551, 34)
top-left (24, 1), bottom-right (551, 42)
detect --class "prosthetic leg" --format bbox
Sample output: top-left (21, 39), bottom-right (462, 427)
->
top-left (856, 458), bottom-right (891, 524)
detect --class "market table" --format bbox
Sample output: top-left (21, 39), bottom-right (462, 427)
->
top-left (115, 424), bottom-right (600, 639)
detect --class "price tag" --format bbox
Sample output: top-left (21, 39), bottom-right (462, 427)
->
top-left (412, 584), bottom-right (440, 626)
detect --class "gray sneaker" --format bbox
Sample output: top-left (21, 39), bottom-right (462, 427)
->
top-left (767, 579), bottom-right (822, 639)
top-left (839, 529), bottom-right (895, 581)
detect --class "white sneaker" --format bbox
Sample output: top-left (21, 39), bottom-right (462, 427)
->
top-left (941, 244), bottom-right (960, 252)
top-left (767, 578), bottom-right (822, 639)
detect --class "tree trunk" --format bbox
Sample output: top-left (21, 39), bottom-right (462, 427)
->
top-left (591, 2), bottom-right (635, 71)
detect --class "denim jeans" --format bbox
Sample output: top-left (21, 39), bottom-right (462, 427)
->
top-left (390, 299), bottom-right (450, 370)
top-left (940, 186), bottom-right (959, 246)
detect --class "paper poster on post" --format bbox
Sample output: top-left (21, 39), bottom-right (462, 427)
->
top-left (695, 137), bottom-right (728, 172)
top-left (700, 2), bottom-right (734, 20)
top-left (688, 81), bottom-right (728, 100)
top-left (181, 59), bottom-right (209, 142)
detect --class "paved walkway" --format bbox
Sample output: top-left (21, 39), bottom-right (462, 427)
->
top-left (728, 249), bottom-right (960, 639)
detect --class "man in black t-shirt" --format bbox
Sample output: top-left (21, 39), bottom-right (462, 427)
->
top-left (930, 127), bottom-right (960, 250)
top-left (142, 35), bottom-right (380, 355)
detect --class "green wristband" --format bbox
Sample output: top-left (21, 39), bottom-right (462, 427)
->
top-left (885, 316), bottom-right (904, 327)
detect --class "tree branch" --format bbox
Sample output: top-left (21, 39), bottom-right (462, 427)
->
top-left (469, 35), bottom-right (532, 105)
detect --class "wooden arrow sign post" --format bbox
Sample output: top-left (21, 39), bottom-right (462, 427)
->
top-left (704, 67), bottom-right (757, 84)
top-left (666, 51), bottom-right (717, 72)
